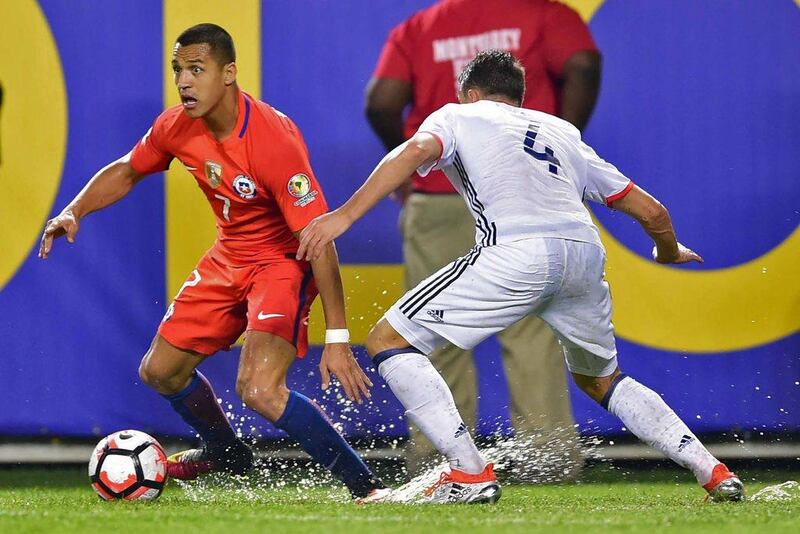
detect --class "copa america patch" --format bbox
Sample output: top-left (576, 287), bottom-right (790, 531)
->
top-left (287, 174), bottom-right (311, 197)
top-left (233, 175), bottom-right (256, 199)
top-left (288, 173), bottom-right (319, 207)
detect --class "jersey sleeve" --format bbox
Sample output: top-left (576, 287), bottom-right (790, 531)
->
top-left (263, 129), bottom-right (329, 233)
top-left (542, 2), bottom-right (598, 76)
top-left (415, 105), bottom-right (457, 177)
top-left (580, 142), bottom-right (634, 206)
top-left (372, 21), bottom-right (414, 82)
top-left (129, 113), bottom-right (174, 174)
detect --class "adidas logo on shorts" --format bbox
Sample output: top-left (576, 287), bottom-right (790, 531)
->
top-left (427, 309), bottom-right (445, 323)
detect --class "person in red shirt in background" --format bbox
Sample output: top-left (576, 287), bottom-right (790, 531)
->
top-left (365, 0), bottom-right (601, 480)
top-left (40, 23), bottom-right (387, 501)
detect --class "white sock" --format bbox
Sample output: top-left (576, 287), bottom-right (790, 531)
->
top-left (377, 352), bottom-right (486, 474)
top-left (606, 376), bottom-right (719, 485)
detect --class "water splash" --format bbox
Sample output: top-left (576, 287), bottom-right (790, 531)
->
top-left (751, 481), bottom-right (800, 502)
top-left (382, 429), bottom-right (603, 504)
top-left (175, 458), bottom-right (348, 504)
top-left (176, 383), bottom-right (604, 504)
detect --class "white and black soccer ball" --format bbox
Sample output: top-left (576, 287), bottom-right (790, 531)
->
top-left (88, 429), bottom-right (168, 501)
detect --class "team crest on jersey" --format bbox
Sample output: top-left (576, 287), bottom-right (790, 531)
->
top-left (233, 175), bottom-right (257, 199)
top-left (204, 160), bottom-right (223, 189)
top-left (288, 173), bottom-right (318, 207)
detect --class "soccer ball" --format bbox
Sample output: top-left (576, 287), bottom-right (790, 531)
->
top-left (88, 429), bottom-right (168, 501)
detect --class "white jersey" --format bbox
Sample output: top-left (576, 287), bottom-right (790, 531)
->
top-left (416, 100), bottom-right (633, 250)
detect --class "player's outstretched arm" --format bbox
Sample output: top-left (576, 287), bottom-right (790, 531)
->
top-left (304, 237), bottom-right (373, 403)
top-left (39, 154), bottom-right (145, 259)
top-left (611, 185), bottom-right (703, 264)
top-left (296, 132), bottom-right (441, 261)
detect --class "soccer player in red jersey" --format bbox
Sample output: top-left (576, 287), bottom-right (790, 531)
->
top-left (39, 24), bottom-right (386, 499)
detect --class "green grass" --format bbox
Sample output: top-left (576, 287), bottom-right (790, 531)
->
top-left (1, 466), bottom-right (798, 533)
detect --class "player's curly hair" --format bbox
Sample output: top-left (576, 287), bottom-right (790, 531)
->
top-left (457, 49), bottom-right (526, 105)
top-left (176, 23), bottom-right (236, 65)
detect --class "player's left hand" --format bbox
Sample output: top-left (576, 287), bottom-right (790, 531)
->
top-left (319, 343), bottom-right (373, 404)
top-left (39, 209), bottom-right (80, 259)
top-left (297, 210), bottom-right (352, 262)
top-left (652, 242), bottom-right (704, 264)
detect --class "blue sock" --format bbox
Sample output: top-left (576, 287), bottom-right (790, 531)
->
top-left (162, 371), bottom-right (237, 448)
top-left (275, 391), bottom-right (384, 498)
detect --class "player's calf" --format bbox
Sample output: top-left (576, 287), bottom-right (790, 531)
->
top-left (238, 331), bottom-right (386, 499)
top-left (573, 368), bottom-right (744, 501)
top-left (369, 320), bottom-right (490, 481)
top-left (138, 337), bottom-right (252, 480)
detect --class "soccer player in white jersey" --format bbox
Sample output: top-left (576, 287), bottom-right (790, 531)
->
top-left (298, 50), bottom-right (744, 504)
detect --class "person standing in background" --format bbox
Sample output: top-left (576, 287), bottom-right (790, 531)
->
top-left (365, 0), bottom-right (601, 479)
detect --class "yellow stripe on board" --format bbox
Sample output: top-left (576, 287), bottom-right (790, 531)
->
top-left (163, 0), bottom-right (261, 301)
top-left (308, 265), bottom-right (404, 345)
top-left (561, 0), bottom-right (604, 21)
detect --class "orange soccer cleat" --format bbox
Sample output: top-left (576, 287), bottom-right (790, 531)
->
top-left (703, 463), bottom-right (745, 502)
top-left (424, 463), bottom-right (502, 504)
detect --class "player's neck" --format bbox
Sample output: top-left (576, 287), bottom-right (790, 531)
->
top-left (203, 86), bottom-right (240, 141)
top-left (482, 95), bottom-right (520, 107)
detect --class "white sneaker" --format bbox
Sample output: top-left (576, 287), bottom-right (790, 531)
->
top-left (424, 463), bottom-right (502, 504)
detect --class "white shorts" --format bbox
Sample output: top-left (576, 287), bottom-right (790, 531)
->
top-left (385, 238), bottom-right (618, 377)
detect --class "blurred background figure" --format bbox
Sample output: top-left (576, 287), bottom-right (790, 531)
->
top-left (365, 0), bottom-right (601, 480)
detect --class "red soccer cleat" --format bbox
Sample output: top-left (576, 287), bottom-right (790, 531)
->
top-left (424, 463), bottom-right (502, 504)
top-left (703, 463), bottom-right (745, 502)
top-left (166, 440), bottom-right (254, 481)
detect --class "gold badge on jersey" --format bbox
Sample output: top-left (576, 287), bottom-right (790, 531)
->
top-left (204, 160), bottom-right (223, 189)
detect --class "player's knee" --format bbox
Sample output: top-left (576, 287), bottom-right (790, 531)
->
top-left (138, 356), bottom-right (158, 387)
top-left (572, 371), bottom-right (617, 404)
top-left (365, 320), bottom-right (406, 357)
top-left (138, 354), bottom-right (185, 394)
top-left (237, 379), bottom-right (288, 422)
top-left (364, 328), bottom-right (382, 357)
top-left (579, 381), bottom-right (608, 404)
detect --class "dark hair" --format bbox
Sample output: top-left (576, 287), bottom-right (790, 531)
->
top-left (457, 50), bottom-right (525, 105)
top-left (176, 23), bottom-right (236, 65)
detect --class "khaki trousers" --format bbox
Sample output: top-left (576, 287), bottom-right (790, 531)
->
top-left (401, 193), bottom-right (582, 479)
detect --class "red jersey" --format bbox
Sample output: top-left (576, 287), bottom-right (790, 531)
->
top-left (373, 0), bottom-right (598, 193)
top-left (130, 89), bottom-right (328, 265)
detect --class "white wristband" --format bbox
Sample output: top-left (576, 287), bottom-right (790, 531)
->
top-left (325, 329), bottom-right (350, 344)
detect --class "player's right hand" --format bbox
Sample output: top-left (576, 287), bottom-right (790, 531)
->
top-left (319, 342), bottom-right (373, 404)
top-left (39, 209), bottom-right (80, 259)
top-left (652, 242), bottom-right (703, 264)
top-left (296, 209), bottom-right (352, 262)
